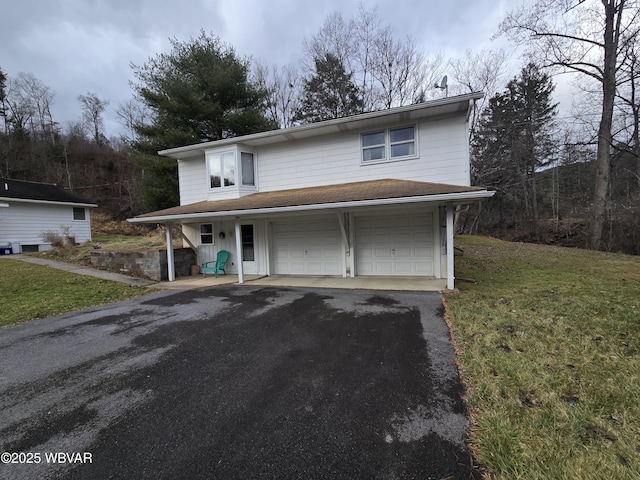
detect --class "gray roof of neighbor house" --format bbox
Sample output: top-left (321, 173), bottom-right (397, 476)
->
top-left (131, 179), bottom-right (494, 223)
top-left (0, 178), bottom-right (97, 206)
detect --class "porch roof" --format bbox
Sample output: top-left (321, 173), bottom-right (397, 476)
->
top-left (130, 179), bottom-right (494, 224)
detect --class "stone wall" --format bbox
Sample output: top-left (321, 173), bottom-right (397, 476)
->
top-left (90, 248), bottom-right (197, 282)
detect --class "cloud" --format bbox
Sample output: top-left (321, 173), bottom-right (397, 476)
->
top-left (1, 0), bottom-right (511, 138)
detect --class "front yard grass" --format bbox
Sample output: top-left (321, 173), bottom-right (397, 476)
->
top-left (0, 259), bottom-right (149, 328)
top-left (446, 236), bottom-right (640, 479)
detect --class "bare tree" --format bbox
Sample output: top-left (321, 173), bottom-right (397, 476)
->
top-left (613, 32), bottom-right (640, 187)
top-left (18, 73), bottom-right (56, 142)
top-left (255, 62), bottom-right (301, 128)
top-left (302, 12), bottom-right (355, 76)
top-left (498, 0), bottom-right (640, 250)
top-left (302, 4), bottom-right (445, 112)
top-left (116, 99), bottom-right (149, 144)
top-left (78, 92), bottom-right (109, 145)
top-left (449, 48), bottom-right (510, 137)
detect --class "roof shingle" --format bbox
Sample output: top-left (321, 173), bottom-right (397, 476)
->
top-left (134, 179), bottom-right (488, 219)
top-left (0, 178), bottom-right (94, 205)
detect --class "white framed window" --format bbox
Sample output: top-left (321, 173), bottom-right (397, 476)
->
top-left (240, 152), bottom-right (255, 186)
top-left (207, 148), bottom-right (257, 191)
top-left (73, 207), bottom-right (86, 220)
top-left (200, 224), bottom-right (214, 244)
top-left (208, 151), bottom-right (236, 189)
top-left (361, 125), bottom-right (417, 163)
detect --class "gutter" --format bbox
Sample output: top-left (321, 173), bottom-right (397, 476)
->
top-left (0, 197), bottom-right (98, 208)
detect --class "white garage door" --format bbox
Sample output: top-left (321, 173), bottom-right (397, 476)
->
top-left (272, 219), bottom-right (342, 275)
top-left (356, 214), bottom-right (433, 276)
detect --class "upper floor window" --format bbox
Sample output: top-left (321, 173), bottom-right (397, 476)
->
top-left (241, 152), bottom-right (255, 186)
top-left (207, 149), bottom-right (256, 190)
top-left (73, 207), bottom-right (86, 220)
top-left (361, 125), bottom-right (416, 163)
top-left (209, 151), bottom-right (236, 188)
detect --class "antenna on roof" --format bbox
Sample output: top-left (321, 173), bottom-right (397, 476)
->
top-left (434, 75), bottom-right (448, 97)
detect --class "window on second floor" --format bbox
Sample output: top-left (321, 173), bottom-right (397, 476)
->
top-left (241, 152), bottom-right (255, 186)
top-left (209, 151), bottom-right (236, 188)
top-left (361, 125), bottom-right (416, 163)
top-left (207, 149), bottom-right (256, 190)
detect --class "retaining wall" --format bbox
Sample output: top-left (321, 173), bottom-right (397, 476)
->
top-left (90, 248), bottom-right (197, 281)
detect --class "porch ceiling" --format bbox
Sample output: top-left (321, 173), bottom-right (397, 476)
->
top-left (130, 179), bottom-right (494, 224)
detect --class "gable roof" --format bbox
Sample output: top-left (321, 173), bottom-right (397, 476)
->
top-left (131, 179), bottom-right (494, 223)
top-left (0, 178), bottom-right (97, 207)
top-left (159, 92), bottom-right (483, 160)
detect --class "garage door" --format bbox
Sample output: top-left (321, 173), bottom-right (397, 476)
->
top-left (356, 214), bottom-right (433, 276)
top-left (272, 219), bottom-right (342, 275)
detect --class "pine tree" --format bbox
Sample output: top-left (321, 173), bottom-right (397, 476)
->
top-left (295, 53), bottom-right (364, 123)
top-left (473, 63), bottom-right (557, 240)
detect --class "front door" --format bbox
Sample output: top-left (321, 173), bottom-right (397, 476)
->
top-left (241, 224), bottom-right (257, 274)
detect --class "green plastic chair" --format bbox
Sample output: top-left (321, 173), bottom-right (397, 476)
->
top-left (202, 250), bottom-right (229, 278)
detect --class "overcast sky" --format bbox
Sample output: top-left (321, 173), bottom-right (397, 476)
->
top-left (2, 0), bottom-right (513, 138)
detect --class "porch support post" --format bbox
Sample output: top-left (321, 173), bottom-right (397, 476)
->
top-left (348, 212), bottom-right (355, 277)
top-left (165, 223), bottom-right (175, 282)
top-left (337, 211), bottom-right (348, 278)
top-left (446, 203), bottom-right (455, 290)
top-left (234, 219), bottom-right (244, 284)
top-left (265, 221), bottom-right (271, 276)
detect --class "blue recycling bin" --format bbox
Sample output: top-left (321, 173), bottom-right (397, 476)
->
top-left (0, 244), bottom-right (12, 255)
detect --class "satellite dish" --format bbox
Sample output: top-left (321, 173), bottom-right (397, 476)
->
top-left (434, 75), bottom-right (448, 96)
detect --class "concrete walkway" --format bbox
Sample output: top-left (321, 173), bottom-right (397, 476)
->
top-left (3, 254), bottom-right (448, 292)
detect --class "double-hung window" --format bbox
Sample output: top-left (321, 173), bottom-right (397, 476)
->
top-left (200, 224), bottom-right (213, 244)
top-left (361, 125), bottom-right (416, 163)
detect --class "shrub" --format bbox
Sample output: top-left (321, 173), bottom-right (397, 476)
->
top-left (40, 230), bottom-right (65, 248)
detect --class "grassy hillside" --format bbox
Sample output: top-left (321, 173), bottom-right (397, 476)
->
top-left (446, 236), bottom-right (640, 479)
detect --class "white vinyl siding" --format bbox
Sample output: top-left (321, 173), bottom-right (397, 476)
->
top-left (176, 116), bottom-right (470, 206)
top-left (178, 157), bottom-right (207, 205)
top-left (0, 202), bottom-right (92, 249)
top-left (257, 116), bottom-right (469, 193)
top-left (355, 213), bottom-right (433, 276)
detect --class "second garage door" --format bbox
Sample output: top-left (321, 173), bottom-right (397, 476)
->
top-left (356, 213), bottom-right (434, 276)
top-left (272, 219), bottom-right (342, 275)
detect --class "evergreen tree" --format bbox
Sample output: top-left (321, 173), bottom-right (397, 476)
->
top-left (295, 53), bottom-right (364, 123)
top-left (473, 63), bottom-right (557, 240)
top-left (130, 31), bottom-right (277, 210)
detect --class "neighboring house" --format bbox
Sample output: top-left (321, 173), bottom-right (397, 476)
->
top-left (0, 178), bottom-right (97, 253)
top-left (130, 93), bottom-right (494, 289)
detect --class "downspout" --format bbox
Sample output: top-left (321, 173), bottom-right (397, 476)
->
top-left (165, 223), bottom-right (175, 282)
top-left (234, 219), bottom-right (244, 284)
top-left (446, 204), bottom-right (455, 290)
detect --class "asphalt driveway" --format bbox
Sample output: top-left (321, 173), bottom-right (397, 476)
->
top-left (0, 286), bottom-right (478, 479)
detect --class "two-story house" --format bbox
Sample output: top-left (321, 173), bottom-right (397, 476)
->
top-left (130, 93), bottom-right (494, 289)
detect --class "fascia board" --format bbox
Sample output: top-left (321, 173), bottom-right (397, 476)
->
top-left (0, 197), bottom-right (98, 208)
top-left (128, 190), bottom-right (495, 224)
